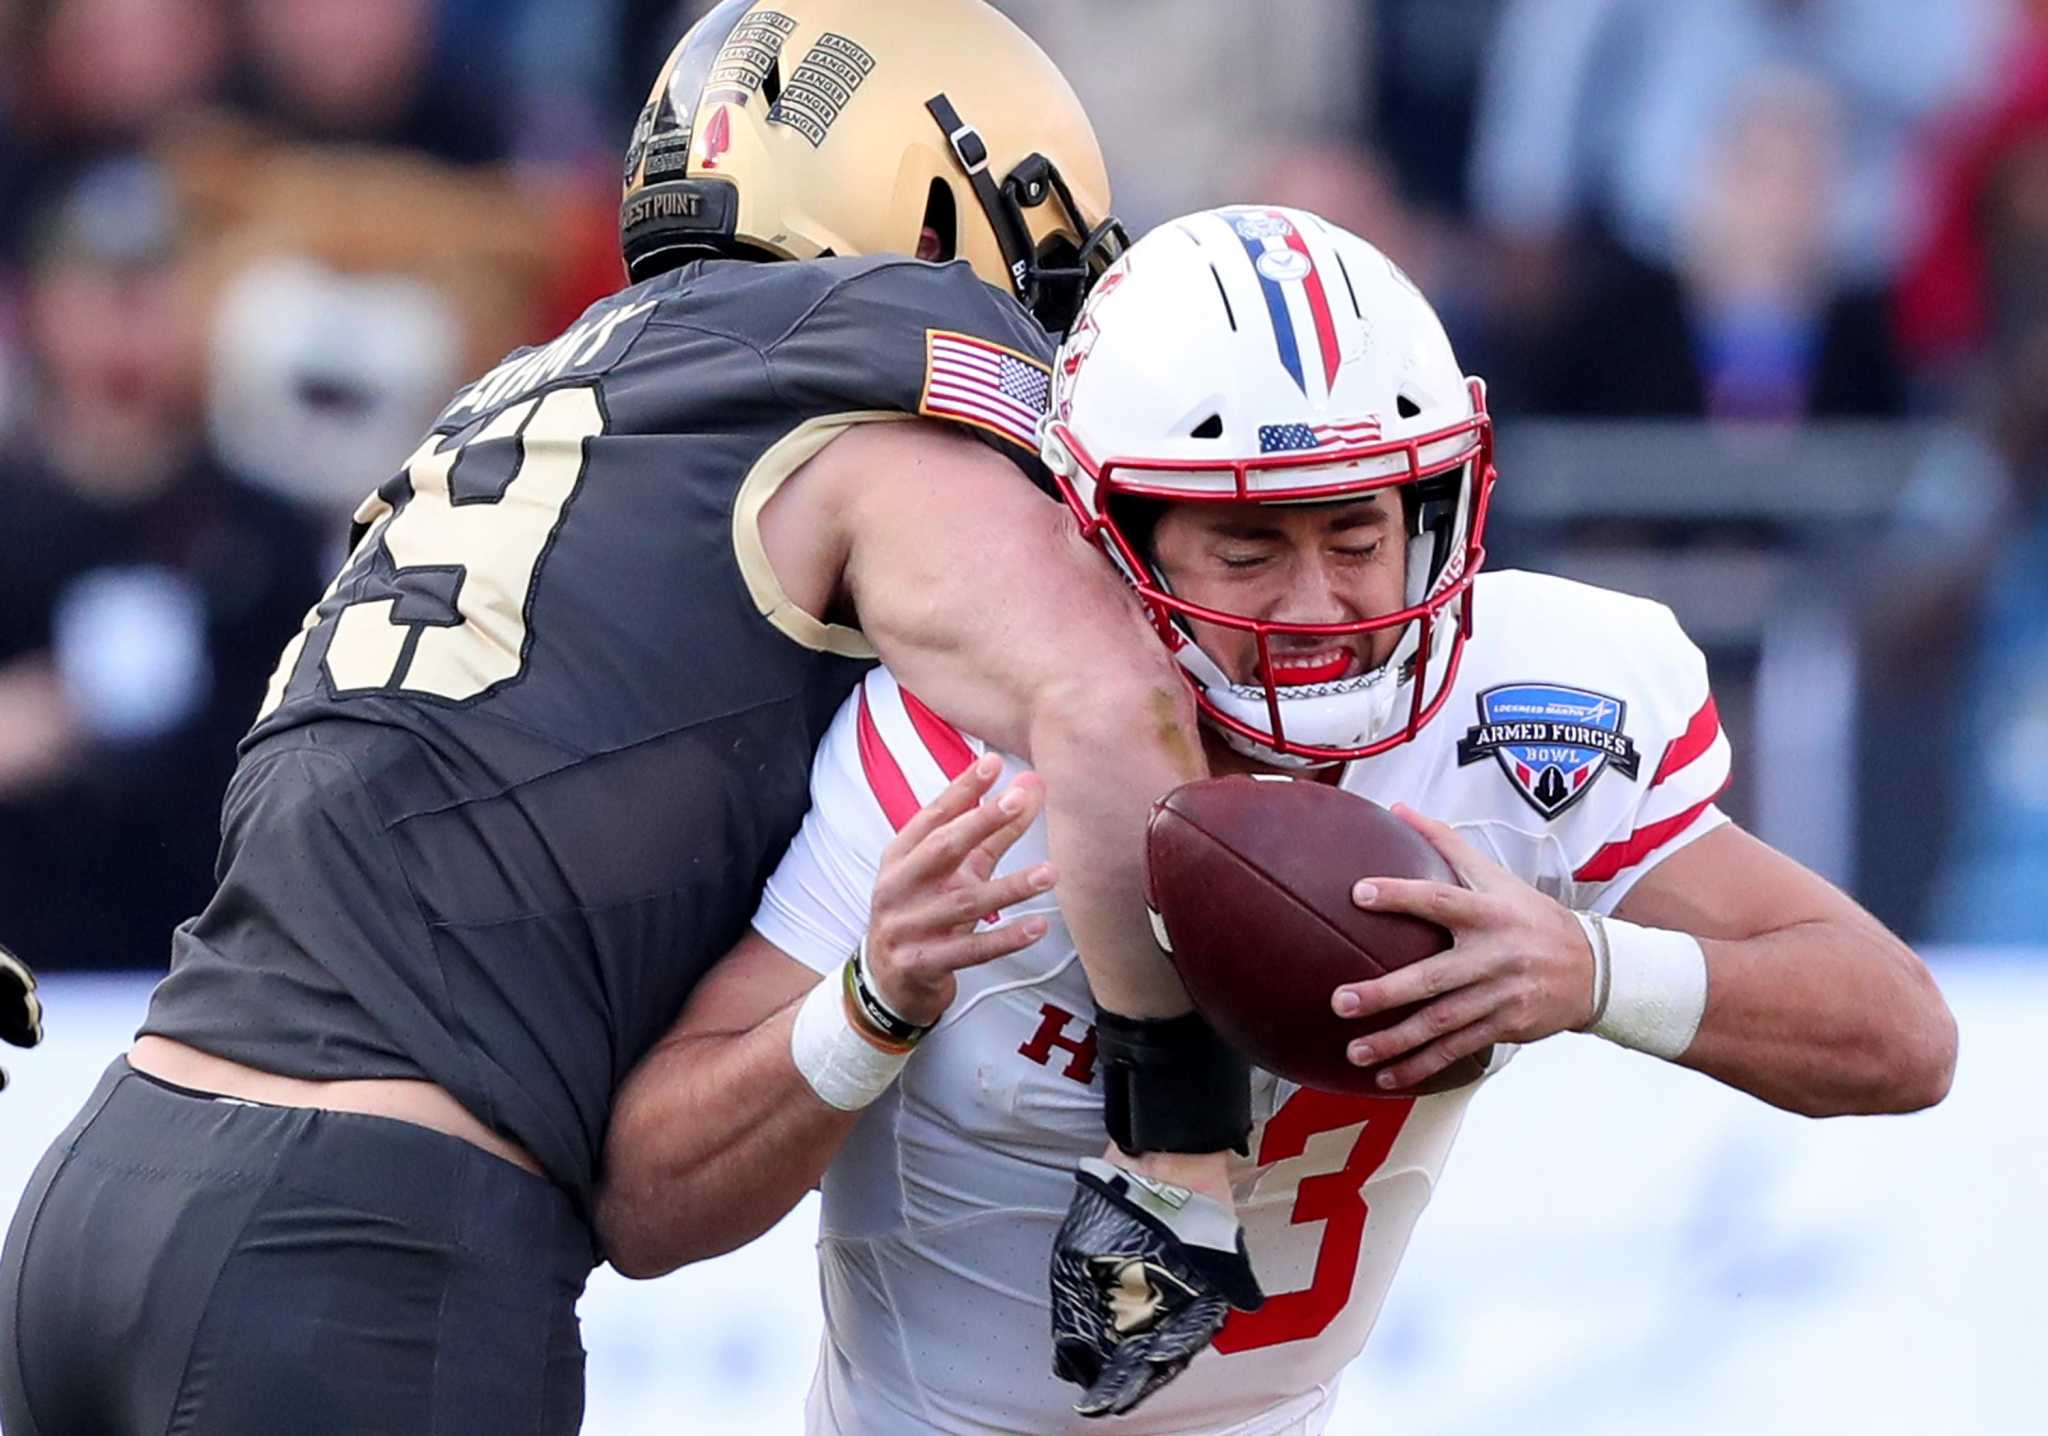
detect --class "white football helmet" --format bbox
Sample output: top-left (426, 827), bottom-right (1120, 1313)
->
top-left (1041, 206), bottom-right (1495, 767)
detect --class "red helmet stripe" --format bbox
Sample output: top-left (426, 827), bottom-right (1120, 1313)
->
top-left (1271, 210), bottom-right (1342, 390)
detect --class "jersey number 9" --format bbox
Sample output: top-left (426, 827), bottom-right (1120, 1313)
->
top-left (257, 385), bottom-right (605, 717)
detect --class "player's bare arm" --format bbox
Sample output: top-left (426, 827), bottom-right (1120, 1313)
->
top-left (769, 419), bottom-right (1204, 1012)
top-left (1331, 805), bottom-right (1958, 1112)
top-left (763, 419), bottom-right (1239, 1205)
top-left (597, 757), bottom-right (1050, 1277)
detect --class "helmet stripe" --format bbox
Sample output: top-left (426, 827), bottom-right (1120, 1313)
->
top-left (1230, 227), bottom-right (1306, 394)
top-left (1271, 210), bottom-right (1342, 389)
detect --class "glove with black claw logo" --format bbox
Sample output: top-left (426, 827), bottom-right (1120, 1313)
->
top-left (1, 942), bottom-right (43, 1093)
top-left (1050, 1156), bottom-right (1265, 1418)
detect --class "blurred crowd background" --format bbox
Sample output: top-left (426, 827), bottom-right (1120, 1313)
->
top-left (2, 0), bottom-right (2045, 977)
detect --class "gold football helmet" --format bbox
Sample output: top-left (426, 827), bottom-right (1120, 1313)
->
top-left (619, 0), bottom-right (1123, 330)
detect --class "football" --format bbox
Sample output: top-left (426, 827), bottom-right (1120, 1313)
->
top-left (1145, 775), bottom-right (1490, 1096)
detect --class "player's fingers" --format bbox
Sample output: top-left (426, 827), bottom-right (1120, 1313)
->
top-left (922, 913), bottom-right (1050, 974)
top-left (887, 752), bottom-right (1003, 857)
top-left (1387, 803), bottom-right (1512, 891)
top-left (963, 774), bottom-right (1045, 878)
top-left (1340, 977), bottom-right (1509, 1069)
top-left (928, 864), bottom-right (1055, 929)
top-left (1363, 1012), bottom-right (1509, 1093)
top-left (1330, 946), bottom-right (1489, 1020)
top-left (1348, 874), bottom-right (1493, 930)
top-left (900, 774), bottom-right (1037, 883)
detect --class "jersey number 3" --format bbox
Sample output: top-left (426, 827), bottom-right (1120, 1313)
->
top-left (257, 386), bottom-right (604, 718)
top-left (1213, 1089), bottom-right (1416, 1353)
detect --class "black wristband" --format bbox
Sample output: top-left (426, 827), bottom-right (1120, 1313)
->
top-left (844, 940), bottom-right (934, 1050)
top-left (1093, 1008), bottom-right (1251, 1157)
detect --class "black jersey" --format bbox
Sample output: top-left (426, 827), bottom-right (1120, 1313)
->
top-left (141, 255), bottom-right (1056, 1209)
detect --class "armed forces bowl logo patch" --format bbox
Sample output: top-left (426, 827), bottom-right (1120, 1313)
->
top-left (1457, 683), bottom-right (1640, 819)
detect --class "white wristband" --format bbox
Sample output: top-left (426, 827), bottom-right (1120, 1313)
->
top-left (1573, 911), bottom-right (1708, 1060)
top-left (790, 969), bottom-right (911, 1111)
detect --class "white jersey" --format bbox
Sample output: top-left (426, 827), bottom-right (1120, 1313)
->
top-left (752, 570), bottom-right (1732, 1436)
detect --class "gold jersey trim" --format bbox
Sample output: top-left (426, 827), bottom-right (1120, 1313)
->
top-left (731, 410), bottom-right (920, 657)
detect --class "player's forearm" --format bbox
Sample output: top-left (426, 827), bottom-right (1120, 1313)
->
top-left (1032, 675), bottom-right (1243, 1203)
top-left (1029, 670), bottom-right (1206, 1018)
top-left (1679, 919), bottom-right (1956, 1117)
top-left (595, 1005), bottom-right (857, 1277)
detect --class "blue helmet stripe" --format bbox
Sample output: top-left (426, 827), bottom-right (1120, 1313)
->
top-left (1232, 227), bottom-right (1305, 394)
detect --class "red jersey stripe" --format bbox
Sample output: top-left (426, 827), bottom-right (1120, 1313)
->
top-left (898, 687), bottom-right (975, 779)
top-left (1653, 695), bottom-right (1721, 788)
top-left (857, 685), bottom-right (922, 832)
top-left (1572, 779), bottom-right (1730, 883)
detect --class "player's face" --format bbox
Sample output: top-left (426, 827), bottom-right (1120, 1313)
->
top-left (1149, 494), bottom-right (1409, 685)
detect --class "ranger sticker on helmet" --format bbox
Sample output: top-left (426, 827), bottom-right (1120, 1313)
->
top-left (767, 32), bottom-right (875, 147)
top-left (707, 10), bottom-right (797, 106)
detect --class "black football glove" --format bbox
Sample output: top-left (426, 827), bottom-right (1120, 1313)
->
top-left (1051, 1156), bottom-right (1264, 1419)
top-left (1, 942), bottom-right (44, 1093)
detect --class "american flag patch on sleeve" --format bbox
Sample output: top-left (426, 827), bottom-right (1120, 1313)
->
top-left (918, 330), bottom-right (1052, 453)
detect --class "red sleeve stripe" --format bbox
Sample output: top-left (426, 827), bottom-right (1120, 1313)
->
top-left (1572, 777), bottom-right (1730, 883)
top-left (899, 686), bottom-right (977, 780)
top-left (1652, 695), bottom-right (1720, 788)
top-left (857, 684), bottom-right (923, 832)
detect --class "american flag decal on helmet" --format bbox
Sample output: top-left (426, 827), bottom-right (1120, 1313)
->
top-left (920, 330), bottom-right (1052, 452)
top-left (1257, 417), bottom-right (1383, 453)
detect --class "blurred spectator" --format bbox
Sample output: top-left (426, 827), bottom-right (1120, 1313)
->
top-left (0, 2), bottom-right (29, 257)
top-left (1, 0), bottom-right (230, 258)
top-left (1898, 130), bottom-right (2048, 943)
top-left (1469, 0), bottom-right (2011, 414)
top-left (160, 119), bottom-right (562, 523)
top-left (1896, 15), bottom-right (2048, 378)
top-left (0, 159), bottom-right (325, 971)
top-left (1367, 0), bottom-right (1506, 218)
top-left (1472, 0), bottom-right (2011, 285)
top-left (995, 0), bottom-right (1370, 227)
top-left (228, 0), bottom-right (510, 165)
top-left (1532, 67), bottom-right (1906, 417)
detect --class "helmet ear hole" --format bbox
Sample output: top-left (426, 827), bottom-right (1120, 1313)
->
top-left (1396, 394), bottom-right (1422, 419)
top-left (1190, 414), bottom-right (1223, 439)
top-left (921, 179), bottom-right (958, 262)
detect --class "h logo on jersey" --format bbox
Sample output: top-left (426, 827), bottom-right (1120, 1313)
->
top-left (1457, 683), bottom-right (1640, 819)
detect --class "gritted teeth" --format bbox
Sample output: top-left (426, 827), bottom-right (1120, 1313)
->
top-left (1267, 647), bottom-right (1354, 686)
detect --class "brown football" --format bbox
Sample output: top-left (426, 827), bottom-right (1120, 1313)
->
top-left (1144, 775), bottom-right (1490, 1096)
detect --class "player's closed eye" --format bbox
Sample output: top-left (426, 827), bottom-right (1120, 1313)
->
top-left (1217, 550), bottom-right (1271, 570)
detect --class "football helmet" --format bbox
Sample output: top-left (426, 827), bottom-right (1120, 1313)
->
top-left (1041, 207), bottom-right (1496, 767)
top-left (619, 0), bottom-right (1125, 331)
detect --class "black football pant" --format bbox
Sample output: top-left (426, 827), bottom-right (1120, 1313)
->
top-left (1, 1058), bottom-right (592, 1435)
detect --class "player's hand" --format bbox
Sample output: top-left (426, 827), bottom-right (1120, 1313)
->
top-left (1, 941), bottom-right (45, 1093)
top-left (1050, 1157), bottom-right (1264, 1419)
top-left (1330, 803), bottom-right (1595, 1091)
top-left (864, 752), bottom-right (1055, 1027)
